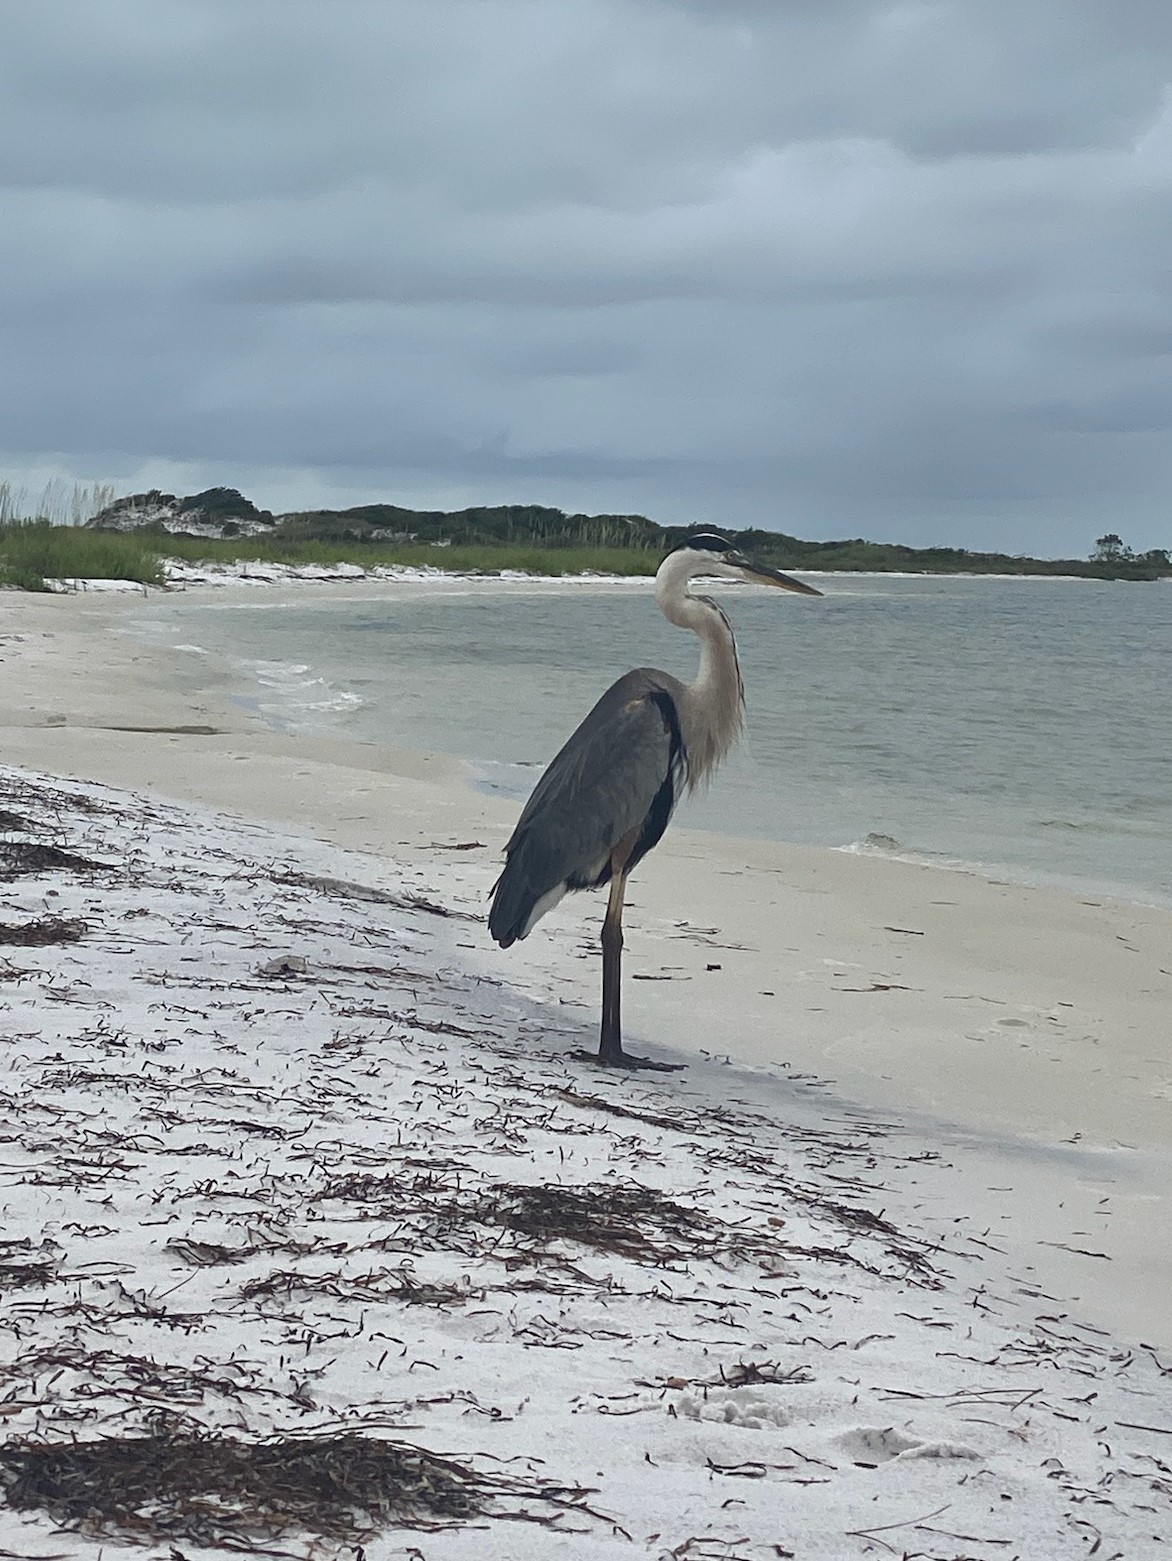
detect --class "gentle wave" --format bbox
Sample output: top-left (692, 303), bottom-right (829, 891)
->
top-left (237, 658), bottom-right (365, 730)
top-left (836, 832), bottom-right (976, 876)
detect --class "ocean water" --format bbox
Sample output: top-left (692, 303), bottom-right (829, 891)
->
top-left (134, 575), bottom-right (1172, 909)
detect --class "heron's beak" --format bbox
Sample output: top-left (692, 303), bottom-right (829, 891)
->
top-left (731, 554), bottom-right (822, 597)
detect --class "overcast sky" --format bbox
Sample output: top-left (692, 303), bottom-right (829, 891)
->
top-left (3, 1), bottom-right (1171, 553)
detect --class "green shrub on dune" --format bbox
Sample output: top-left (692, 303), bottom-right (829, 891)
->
top-left (158, 534), bottom-right (658, 577)
top-left (0, 522), bottom-right (659, 590)
top-left (0, 521), bottom-right (166, 591)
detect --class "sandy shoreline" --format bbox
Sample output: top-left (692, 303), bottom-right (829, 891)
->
top-left (2, 581), bottom-right (1171, 1351)
top-left (6, 762), bottom-right (1172, 1558)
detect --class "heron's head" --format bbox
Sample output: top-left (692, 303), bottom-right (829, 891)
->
top-left (665, 532), bottom-right (822, 597)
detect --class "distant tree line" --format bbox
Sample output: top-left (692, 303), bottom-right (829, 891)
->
top-left (280, 502), bottom-right (664, 551)
top-left (81, 486), bottom-right (1172, 580)
top-left (276, 504), bottom-right (1172, 576)
top-left (1092, 532), bottom-right (1170, 571)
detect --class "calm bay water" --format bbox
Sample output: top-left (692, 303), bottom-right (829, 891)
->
top-left (137, 575), bottom-right (1172, 908)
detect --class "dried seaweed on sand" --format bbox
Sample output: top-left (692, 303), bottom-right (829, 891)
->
top-left (0, 915), bottom-right (87, 946)
top-left (0, 842), bottom-right (107, 880)
top-left (463, 1180), bottom-right (739, 1266)
top-left (0, 1422), bottom-right (591, 1545)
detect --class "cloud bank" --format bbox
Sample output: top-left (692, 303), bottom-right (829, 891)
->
top-left (3, 0), bottom-right (1171, 551)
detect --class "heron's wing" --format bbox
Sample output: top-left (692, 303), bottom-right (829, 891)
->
top-left (489, 669), bottom-right (685, 945)
top-left (510, 668), bottom-right (684, 864)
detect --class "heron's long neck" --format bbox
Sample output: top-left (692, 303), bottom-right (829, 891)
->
top-left (655, 574), bottom-right (745, 787)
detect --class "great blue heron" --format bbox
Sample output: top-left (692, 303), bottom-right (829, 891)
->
top-left (488, 533), bottom-right (822, 1070)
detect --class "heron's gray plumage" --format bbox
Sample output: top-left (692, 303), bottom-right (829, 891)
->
top-left (488, 668), bottom-right (688, 948)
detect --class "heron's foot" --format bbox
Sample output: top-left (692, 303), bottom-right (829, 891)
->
top-left (595, 1046), bottom-right (685, 1073)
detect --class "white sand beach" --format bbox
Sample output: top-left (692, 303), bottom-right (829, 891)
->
top-left (2, 579), bottom-right (1171, 1558)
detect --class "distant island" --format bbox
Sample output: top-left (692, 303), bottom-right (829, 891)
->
top-left (83, 486), bottom-right (1171, 581)
top-left (1, 483), bottom-right (1169, 591)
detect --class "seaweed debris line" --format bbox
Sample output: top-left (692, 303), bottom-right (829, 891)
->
top-left (0, 763), bottom-right (1169, 1560)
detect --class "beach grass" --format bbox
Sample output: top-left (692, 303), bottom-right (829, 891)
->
top-left (0, 521), bottom-right (166, 591)
top-left (0, 479), bottom-right (116, 528)
top-left (4, 519), bottom-right (1169, 588)
top-left (0, 523), bottom-right (660, 588)
top-left (158, 534), bottom-right (660, 576)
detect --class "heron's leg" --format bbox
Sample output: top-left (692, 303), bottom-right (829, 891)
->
top-left (596, 865), bottom-right (685, 1073)
top-left (598, 867), bottom-right (628, 1063)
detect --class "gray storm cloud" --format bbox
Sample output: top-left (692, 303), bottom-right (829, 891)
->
top-left (2, 0), bottom-right (1171, 552)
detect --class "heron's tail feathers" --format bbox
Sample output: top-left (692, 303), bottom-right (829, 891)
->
top-left (487, 863), bottom-right (525, 948)
top-left (488, 853), bottom-right (567, 948)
